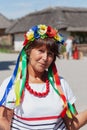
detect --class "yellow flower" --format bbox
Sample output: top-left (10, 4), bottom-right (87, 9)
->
top-left (26, 30), bottom-right (34, 40)
top-left (54, 35), bottom-right (60, 41)
top-left (38, 24), bottom-right (47, 35)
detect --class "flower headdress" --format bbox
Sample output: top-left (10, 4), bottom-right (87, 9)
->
top-left (0, 24), bottom-right (75, 118)
top-left (23, 24), bottom-right (64, 46)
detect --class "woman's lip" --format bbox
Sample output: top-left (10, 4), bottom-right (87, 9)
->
top-left (39, 62), bottom-right (46, 67)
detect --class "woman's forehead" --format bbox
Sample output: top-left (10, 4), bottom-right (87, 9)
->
top-left (34, 44), bottom-right (52, 50)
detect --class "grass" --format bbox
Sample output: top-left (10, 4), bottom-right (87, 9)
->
top-left (0, 45), bottom-right (15, 53)
top-left (0, 48), bottom-right (12, 53)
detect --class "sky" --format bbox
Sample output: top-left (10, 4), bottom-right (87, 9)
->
top-left (0, 0), bottom-right (87, 19)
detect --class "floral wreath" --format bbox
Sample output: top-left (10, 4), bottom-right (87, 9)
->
top-left (23, 24), bottom-right (64, 46)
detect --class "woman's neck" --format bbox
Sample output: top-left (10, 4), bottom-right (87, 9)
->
top-left (27, 65), bottom-right (47, 83)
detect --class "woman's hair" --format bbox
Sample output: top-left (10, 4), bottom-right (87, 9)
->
top-left (24, 37), bottom-right (60, 63)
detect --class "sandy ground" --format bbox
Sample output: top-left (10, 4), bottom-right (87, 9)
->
top-left (0, 52), bottom-right (87, 129)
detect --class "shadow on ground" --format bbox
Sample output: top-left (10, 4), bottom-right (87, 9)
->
top-left (0, 61), bottom-right (16, 70)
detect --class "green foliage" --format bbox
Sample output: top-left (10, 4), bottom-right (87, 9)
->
top-left (60, 44), bottom-right (66, 54)
top-left (0, 48), bottom-right (11, 53)
top-left (0, 45), bottom-right (14, 53)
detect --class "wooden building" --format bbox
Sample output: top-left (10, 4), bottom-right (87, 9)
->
top-left (0, 13), bottom-right (13, 46)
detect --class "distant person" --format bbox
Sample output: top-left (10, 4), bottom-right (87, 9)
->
top-left (73, 40), bottom-right (78, 49)
top-left (0, 24), bottom-right (87, 130)
top-left (72, 40), bottom-right (83, 59)
top-left (64, 36), bottom-right (74, 59)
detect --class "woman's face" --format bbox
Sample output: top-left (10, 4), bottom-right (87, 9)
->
top-left (28, 44), bottom-right (54, 73)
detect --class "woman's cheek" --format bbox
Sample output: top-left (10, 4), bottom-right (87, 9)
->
top-left (48, 58), bottom-right (54, 65)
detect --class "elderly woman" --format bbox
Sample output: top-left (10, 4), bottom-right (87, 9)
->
top-left (0, 24), bottom-right (87, 130)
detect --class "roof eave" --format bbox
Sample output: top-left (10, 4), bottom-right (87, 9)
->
top-left (67, 27), bottom-right (87, 32)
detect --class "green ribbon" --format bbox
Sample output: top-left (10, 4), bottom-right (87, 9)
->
top-left (48, 66), bottom-right (60, 95)
top-left (20, 49), bottom-right (27, 97)
top-left (68, 102), bottom-right (76, 114)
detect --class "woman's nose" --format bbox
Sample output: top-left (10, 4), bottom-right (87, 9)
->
top-left (43, 52), bottom-right (48, 61)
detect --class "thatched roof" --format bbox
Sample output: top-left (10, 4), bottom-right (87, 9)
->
top-left (0, 13), bottom-right (12, 29)
top-left (6, 7), bottom-right (87, 34)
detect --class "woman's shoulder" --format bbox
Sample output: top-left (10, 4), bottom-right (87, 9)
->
top-left (0, 76), bottom-right (11, 99)
top-left (0, 76), bottom-right (16, 109)
top-left (0, 76), bottom-right (11, 88)
top-left (60, 76), bottom-right (68, 85)
top-left (59, 76), bottom-right (76, 104)
top-left (59, 76), bottom-right (72, 93)
top-left (1, 76), bottom-right (11, 86)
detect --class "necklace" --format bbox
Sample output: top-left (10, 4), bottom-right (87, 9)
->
top-left (25, 78), bottom-right (49, 97)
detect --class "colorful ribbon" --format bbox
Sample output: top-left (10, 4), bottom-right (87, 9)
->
top-left (48, 63), bottom-right (76, 118)
top-left (0, 50), bottom-right (22, 106)
top-left (14, 50), bottom-right (27, 106)
top-left (0, 49), bottom-right (27, 106)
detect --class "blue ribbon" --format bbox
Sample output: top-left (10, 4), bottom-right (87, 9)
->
top-left (0, 50), bottom-right (22, 106)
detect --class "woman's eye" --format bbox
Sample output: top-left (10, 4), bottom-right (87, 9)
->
top-left (38, 49), bottom-right (44, 52)
top-left (48, 52), bottom-right (54, 57)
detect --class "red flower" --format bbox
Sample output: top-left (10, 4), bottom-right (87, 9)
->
top-left (23, 39), bottom-right (28, 46)
top-left (46, 26), bottom-right (57, 37)
top-left (23, 34), bottom-right (28, 46)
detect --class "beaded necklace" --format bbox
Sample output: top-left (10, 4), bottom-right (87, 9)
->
top-left (25, 77), bottom-right (49, 97)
